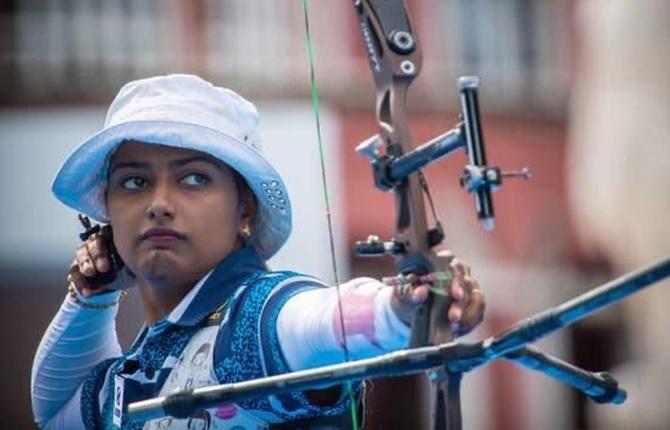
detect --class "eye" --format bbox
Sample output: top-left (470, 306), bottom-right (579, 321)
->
top-left (181, 173), bottom-right (210, 186)
top-left (120, 176), bottom-right (147, 190)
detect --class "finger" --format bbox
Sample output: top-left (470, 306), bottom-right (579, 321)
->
top-left (410, 285), bottom-right (430, 303)
top-left (75, 244), bottom-right (96, 277)
top-left (448, 275), bottom-right (479, 321)
top-left (463, 262), bottom-right (471, 276)
top-left (448, 277), bottom-right (465, 301)
top-left (448, 302), bottom-right (463, 323)
top-left (395, 284), bottom-right (429, 304)
top-left (458, 288), bottom-right (486, 332)
top-left (451, 273), bottom-right (478, 299)
top-left (390, 283), bottom-right (430, 326)
top-left (86, 234), bottom-right (110, 273)
top-left (68, 266), bottom-right (93, 296)
top-left (449, 258), bottom-right (471, 278)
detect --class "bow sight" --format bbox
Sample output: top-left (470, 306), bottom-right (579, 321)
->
top-left (355, 75), bottom-right (530, 253)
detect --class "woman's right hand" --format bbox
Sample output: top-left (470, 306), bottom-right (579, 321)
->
top-left (67, 232), bottom-right (131, 297)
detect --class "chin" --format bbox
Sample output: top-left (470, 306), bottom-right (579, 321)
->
top-left (137, 250), bottom-right (182, 281)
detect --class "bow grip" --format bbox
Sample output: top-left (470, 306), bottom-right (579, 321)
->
top-left (458, 76), bottom-right (495, 231)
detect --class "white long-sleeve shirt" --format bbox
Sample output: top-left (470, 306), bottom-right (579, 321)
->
top-left (31, 274), bottom-right (408, 429)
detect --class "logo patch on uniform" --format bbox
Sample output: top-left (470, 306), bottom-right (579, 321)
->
top-left (113, 374), bottom-right (124, 427)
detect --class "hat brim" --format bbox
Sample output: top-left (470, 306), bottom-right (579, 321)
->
top-left (52, 120), bottom-right (292, 260)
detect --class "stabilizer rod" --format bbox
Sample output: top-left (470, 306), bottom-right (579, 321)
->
top-left (127, 256), bottom-right (670, 423)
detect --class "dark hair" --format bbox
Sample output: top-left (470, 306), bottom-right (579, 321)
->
top-left (231, 169), bottom-right (258, 221)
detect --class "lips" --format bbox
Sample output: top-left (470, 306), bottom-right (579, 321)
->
top-left (140, 228), bottom-right (185, 246)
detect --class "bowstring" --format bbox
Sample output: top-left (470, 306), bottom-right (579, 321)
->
top-left (300, 1), bottom-right (359, 428)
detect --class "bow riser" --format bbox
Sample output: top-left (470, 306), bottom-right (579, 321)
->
top-left (355, 0), bottom-right (453, 346)
top-left (354, 1), bottom-right (457, 428)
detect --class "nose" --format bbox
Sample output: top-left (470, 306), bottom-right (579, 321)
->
top-left (145, 180), bottom-right (176, 221)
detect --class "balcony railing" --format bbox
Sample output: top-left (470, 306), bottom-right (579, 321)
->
top-left (0, 0), bottom-right (571, 114)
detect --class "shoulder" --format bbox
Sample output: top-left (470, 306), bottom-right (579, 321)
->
top-left (262, 270), bottom-right (329, 305)
top-left (232, 270), bottom-right (330, 315)
top-left (254, 270), bottom-right (330, 293)
top-left (213, 271), bottom-right (354, 421)
top-left (213, 271), bottom-right (329, 375)
top-left (223, 270), bottom-right (330, 343)
top-left (212, 270), bottom-right (329, 374)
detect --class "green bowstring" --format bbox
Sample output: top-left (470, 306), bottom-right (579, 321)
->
top-left (300, 1), bottom-right (360, 428)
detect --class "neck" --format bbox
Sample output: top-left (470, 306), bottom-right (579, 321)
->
top-left (136, 276), bottom-right (197, 325)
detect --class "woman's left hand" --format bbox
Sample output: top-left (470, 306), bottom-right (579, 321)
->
top-left (390, 254), bottom-right (485, 338)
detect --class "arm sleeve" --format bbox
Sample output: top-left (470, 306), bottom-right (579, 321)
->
top-left (40, 385), bottom-right (86, 430)
top-left (276, 277), bottom-right (410, 371)
top-left (31, 287), bottom-right (122, 428)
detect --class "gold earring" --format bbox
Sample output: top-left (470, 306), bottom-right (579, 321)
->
top-left (240, 224), bottom-right (252, 240)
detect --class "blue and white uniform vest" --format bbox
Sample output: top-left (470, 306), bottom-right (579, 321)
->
top-left (79, 248), bottom-right (355, 430)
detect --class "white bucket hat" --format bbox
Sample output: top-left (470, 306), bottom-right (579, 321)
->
top-left (52, 74), bottom-right (291, 260)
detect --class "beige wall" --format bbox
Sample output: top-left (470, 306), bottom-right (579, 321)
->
top-left (569, 0), bottom-right (670, 428)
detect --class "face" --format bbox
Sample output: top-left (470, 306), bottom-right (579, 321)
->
top-left (106, 141), bottom-right (249, 289)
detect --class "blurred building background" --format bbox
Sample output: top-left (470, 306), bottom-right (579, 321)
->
top-left (0, 0), bottom-right (667, 429)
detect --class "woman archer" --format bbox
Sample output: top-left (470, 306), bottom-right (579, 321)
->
top-left (31, 74), bottom-right (485, 429)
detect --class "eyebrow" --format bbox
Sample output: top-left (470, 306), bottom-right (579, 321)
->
top-left (109, 161), bottom-right (149, 177)
top-left (109, 156), bottom-right (223, 176)
top-left (169, 155), bottom-right (223, 169)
